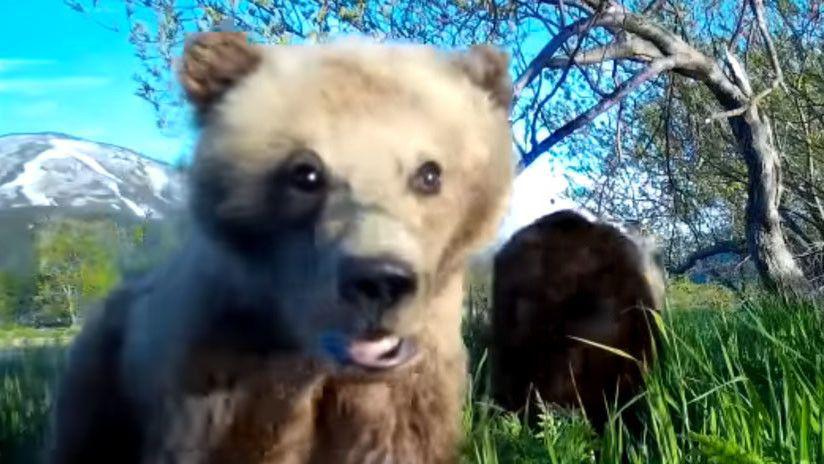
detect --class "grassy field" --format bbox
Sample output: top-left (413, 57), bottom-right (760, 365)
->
top-left (1, 297), bottom-right (822, 463)
top-left (462, 296), bottom-right (824, 463)
top-left (0, 327), bottom-right (78, 349)
top-left (0, 342), bottom-right (65, 463)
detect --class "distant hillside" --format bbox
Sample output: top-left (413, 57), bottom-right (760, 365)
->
top-left (0, 132), bottom-right (187, 219)
top-left (0, 133), bottom-right (190, 284)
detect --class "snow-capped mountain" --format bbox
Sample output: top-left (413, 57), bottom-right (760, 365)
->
top-left (0, 133), bottom-right (187, 219)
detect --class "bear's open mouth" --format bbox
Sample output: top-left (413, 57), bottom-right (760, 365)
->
top-left (321, 330), bottom-right (420, 371)
top-left (347, 333), bottom-right (418, 370)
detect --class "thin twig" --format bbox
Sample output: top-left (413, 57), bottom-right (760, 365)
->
top-left (750, 0), bottom-right (787, 92)
top-left (513, 16), bottom-right (599, 98)
top-left (521, 56), bottom-right (677, 166)
top-left (706, 0), bottom-right (787, 123)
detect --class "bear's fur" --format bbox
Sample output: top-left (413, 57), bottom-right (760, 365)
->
top-left (50, 32), bottom-right (513, 464)
top-left (489, 209), bottom-right (665, 430)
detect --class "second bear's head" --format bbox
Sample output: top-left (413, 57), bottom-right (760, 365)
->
top-left (179, 32), bottom-right (514, 372)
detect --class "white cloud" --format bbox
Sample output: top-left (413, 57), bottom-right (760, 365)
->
top-left (0, 58), bottom-right (57, 73)
top-left (0, 76), bottom-right (111, 95)
top-left (497, 153), bottom-right (577, 242)
top-left (468, 154), bottom-right (579, 270)
top-left (0, 59), bottom-right (107, 97)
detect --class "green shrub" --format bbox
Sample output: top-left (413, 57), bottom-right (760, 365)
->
top-left (0, 216), bottom-right (184, 328)
top-left (28, 220), bottom-right (120, 326)
top-left (665, 276), bottom-right (739, 311)
top-left (0, 273), bottom-right (23, 324)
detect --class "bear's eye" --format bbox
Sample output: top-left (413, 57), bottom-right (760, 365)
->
top-left (287, 149), bottom-right (326, 193)
top-left (410, 160), bottom-right (442, 195)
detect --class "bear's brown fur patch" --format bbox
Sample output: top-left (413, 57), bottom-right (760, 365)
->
top-left (489, 209), bottom-right (665, 430)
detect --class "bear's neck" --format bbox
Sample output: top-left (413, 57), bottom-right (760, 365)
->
top-left (152, 254), bottom-right (470, 463)
top-left (306, 272), bottom-right (468, 464)
top-left (167, 272), bottom-right (469, 464)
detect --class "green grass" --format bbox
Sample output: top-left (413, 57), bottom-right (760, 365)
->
top-left (0, 326), bottom-right (78, 349)
top-left (461, 296), bottom-right (824, 463)
top-left (0, 344), bottom-right (66, 463)
top-left (1, 297), bottom-right (823, 463)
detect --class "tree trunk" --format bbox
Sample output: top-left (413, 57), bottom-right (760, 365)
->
top-left (727, 106), bottom-right (811, 294)
top-left (501, 2), bottom-right (812, 295)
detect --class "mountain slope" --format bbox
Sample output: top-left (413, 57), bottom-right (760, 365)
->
top-left (0, 133), bottom-right (187, 219)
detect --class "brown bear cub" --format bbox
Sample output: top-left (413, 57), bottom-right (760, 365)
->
top-left (50, 32), bottom-right (513, 464)
top-left (489, 209), bottom-right (665, 430)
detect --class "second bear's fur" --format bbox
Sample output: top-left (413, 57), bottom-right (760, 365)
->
top-left (490, 209), bottom-right (665, 429)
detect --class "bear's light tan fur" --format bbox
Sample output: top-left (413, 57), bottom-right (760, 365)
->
top-left (50, 32), bottom-right (513, 464)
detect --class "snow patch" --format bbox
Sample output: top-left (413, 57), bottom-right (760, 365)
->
top-left (51, 139), bottom-right (122, 183)
top-left (1, 152), bottom-right (58, 207)
top-left (0, 139), bottom-right (152, 217)
top-left (144, 163), bottom-right (170, 200)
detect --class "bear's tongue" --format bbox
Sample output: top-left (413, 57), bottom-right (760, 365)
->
top-left (319, 330), bottom-right (418, 370)
top-left (347, 333), bottom-right (412, 370)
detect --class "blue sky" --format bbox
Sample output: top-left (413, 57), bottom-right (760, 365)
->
top-left (0, 1), bottom-right (189, 163)
top-left (0, 2), bottom-right (564, 168)
top-left (0, 1), bottom-right (574, 236)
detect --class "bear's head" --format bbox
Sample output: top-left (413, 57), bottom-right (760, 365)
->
top-left (179, 32), bottom-right (513, 376)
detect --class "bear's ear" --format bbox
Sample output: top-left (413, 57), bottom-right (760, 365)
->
top-left (178, 31), bottom-right (262, 115)
top-left (452, 45), bottom-right (513, 113)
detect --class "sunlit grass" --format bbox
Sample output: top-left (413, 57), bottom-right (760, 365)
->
top-left (0, 343), bottom-right (66, 463)
top-left (0, 325), bottom-right (77, 349)
top-left (461, 296), bottom-right (824, 463)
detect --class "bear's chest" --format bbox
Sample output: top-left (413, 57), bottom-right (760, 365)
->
top-left (144, 355), bottom-right (460, 464)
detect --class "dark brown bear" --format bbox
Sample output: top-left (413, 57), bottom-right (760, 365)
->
top-left (489, 209), bottom-right (665, 430)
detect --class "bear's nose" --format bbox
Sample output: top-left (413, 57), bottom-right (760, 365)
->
top-left (339, 257), bottom-right (417, 311)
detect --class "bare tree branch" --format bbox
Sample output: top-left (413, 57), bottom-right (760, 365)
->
top-left (541, 35), bottom-right (663, 67)
top-left (750, 0), bottom-right (786, 92)
top-left (513, 16), bottom-right (598, 98)
top-left (536, 0), bottom-right (596, 14)
top-left (726, 0), bottom-right (749, 51)
top-left (669, 240), bottom-right (746, 274)
top-left (642, 0), bottom-right (667, 14)
top-left (705, 0), bottom-right (786, 123)
top-left (517, 9), bottom-right (749, 114)
top-left (521, 56), bottom-right (677, 166)
top-left (723, 48), bottom-right (753, 97)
